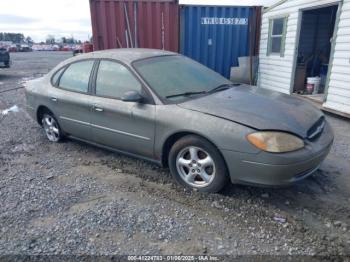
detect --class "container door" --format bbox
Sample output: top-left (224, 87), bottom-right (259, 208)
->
top-left (180, 6), bottom-right (251, 78)
top-left (90, 0), bottom-right (179, 52)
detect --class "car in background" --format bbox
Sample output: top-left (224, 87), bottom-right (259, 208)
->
top-left (72, 48), bottom-right (83, 56)
top-left (19, 45), bottom-right (32, 52)
top-left (25, 49), bottom-right (334, 193)
top-left (0, 47), bottom-right (10, 68)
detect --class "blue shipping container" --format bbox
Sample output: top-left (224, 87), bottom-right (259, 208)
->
top-left (180, 6), bottom-right (253, 78)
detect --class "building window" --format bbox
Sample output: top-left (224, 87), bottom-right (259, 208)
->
top-left (267, 17), bottom-right (288, 56)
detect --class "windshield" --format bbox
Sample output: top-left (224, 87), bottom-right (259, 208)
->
top-left (133, 55), bottom-right (232, 101)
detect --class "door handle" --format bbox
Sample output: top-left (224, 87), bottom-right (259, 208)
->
top-left (51, 97), bottom-right (58, 102)
top-left (95, 107), bottom-right (104, 112)
top-left (93, 104), bottom-right (104, 112)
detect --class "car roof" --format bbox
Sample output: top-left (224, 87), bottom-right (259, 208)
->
top-left (67, 48), bottom-right (177, 65)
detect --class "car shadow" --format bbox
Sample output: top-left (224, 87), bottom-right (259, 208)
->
top-left (70, 137), bottom-right (343, 201)
top-left (220, 163), bottom-right (350, 223)
top-left (62, 138), bottom-right (350, 226)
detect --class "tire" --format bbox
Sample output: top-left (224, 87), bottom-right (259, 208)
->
top-left (168, 135), bottom-right (229, 193)
top-left (41, 112), bottom-right (63, 142)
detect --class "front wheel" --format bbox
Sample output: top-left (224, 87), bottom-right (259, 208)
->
top-left (42, 113), bottom-right (63, 142)
top-left (168, 135), bottom-right (229, 193)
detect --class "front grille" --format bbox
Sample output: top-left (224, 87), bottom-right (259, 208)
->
top-left (307, 116), bottom-right (325, 140)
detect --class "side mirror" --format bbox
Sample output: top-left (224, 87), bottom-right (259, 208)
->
top-left (121, 90), bottom-right (143, 103)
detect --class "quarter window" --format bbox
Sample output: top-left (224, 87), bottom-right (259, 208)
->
top-left (268, 17), bottom-right (288, 56)
top-left (51, 67), bottom-right (65, 86)
top-left (95, 60), bottom-right (141, 99)
top-left (59, 60), bottom-right (94, 93)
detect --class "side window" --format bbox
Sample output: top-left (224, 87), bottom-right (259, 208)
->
top-left (95, 60), bottom-right (141, 99)
top-left (267, 17), bottom-right (288, 56)
top-left (51, 67), bottom-right (65, 86)
top-left (59, 60), bottom-right (94, 93)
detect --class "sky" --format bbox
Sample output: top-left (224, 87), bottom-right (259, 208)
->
top-left (0, 0), bottom-right (278, 43)
top-left (0, 0), bottom-right (92, 42)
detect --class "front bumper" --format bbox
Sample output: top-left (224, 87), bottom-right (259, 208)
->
top-left (221, 121), bottom-right (334, 186)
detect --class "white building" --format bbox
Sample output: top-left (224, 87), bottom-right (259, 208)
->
top-left (258, 0), bottom-right (350, 116)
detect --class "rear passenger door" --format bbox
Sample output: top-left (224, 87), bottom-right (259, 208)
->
top-left (48, 59), bottom-right (95, 140)
top-left (90, 60), bottom-right (156, 158)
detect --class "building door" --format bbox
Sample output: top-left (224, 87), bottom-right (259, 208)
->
top-left (292, 4), bottom-right (339, 103)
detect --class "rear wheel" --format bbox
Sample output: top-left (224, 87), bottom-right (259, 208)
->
top-left (42, 113), bottom-right (62, 142)
top-left (168, 135), bottom-right (229, 193)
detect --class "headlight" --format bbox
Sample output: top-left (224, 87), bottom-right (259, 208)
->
top-left (247, 132), bottom-right (304, 153)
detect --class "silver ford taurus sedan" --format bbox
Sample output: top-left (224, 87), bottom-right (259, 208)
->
top-left (25, 49), bottom-right (334, 192)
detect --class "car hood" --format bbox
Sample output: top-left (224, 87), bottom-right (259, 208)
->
top-left (178, 85), bottom-right (323, 138)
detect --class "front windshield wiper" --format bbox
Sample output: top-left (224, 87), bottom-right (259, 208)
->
top-left (208, 83), bottom-right (240, 94)
top-left (165, 91), bottom-right (207, 99)
top-left (165, 83), bottom-right (240, 99)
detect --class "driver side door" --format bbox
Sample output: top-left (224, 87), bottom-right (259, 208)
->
top-left (90, 59), bottom-right (156, 159)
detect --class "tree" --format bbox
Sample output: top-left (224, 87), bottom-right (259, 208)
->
top-left (46, 35), bottom-right (55, 44)
top-left (0, 32), bottom-right (25, 43)
top-left (25, 36), bottom-right (33, 44)
top-left (65, 37), bottom-right (75, 44)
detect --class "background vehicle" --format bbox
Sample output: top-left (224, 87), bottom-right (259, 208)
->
top-left (25, 49), bottom-right (334, 193)
top-left (0, 47), bottom-right (10, 68)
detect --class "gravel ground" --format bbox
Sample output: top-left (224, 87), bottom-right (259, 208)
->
top-left (0, 52), bottom-right (349, 257)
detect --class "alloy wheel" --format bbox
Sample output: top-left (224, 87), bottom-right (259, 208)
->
top-left (42, 114), bottom-right (60, 142)
top-left (176, 146), bottom-right (216, 188)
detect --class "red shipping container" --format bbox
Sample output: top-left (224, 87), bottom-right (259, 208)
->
top-left (89, 0), bottom-right (179, 52)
